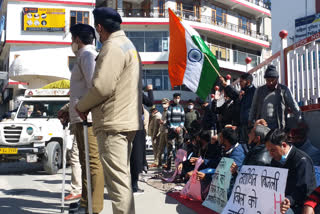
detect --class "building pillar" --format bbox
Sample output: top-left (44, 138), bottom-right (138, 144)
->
top-left (152, 0), bottom-right (159, 18)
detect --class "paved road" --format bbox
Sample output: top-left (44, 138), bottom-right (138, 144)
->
top-left (0, 158), bottom-right (196, 214)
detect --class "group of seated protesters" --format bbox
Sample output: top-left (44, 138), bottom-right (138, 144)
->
top-left (171, 118), bottom-right (320, 214)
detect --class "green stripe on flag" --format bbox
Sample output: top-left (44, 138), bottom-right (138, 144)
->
top-left (192, 36), bottom-right (220, 100)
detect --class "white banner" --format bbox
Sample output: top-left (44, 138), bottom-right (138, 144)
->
top-left (222, 165), bottom-right (288, 214)
top-left (202, 157), bottom-right (234, 213)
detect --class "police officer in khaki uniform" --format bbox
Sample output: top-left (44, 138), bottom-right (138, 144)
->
top-left (75, 7), bottom-right (141, 214)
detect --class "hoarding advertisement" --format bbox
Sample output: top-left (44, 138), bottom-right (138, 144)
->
top-left (295, 13), bottom-right (320, 42)
top-left (23, 7), bottom-right (65, 32)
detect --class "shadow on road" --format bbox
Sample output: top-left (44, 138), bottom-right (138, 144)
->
top-left (1, 188), bottom-right (61, 199)
top-left (0, 197), bottom-right (63, 213)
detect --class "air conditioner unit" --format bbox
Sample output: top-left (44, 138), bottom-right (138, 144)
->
top-left (124, 0), bottom-right (145, 4)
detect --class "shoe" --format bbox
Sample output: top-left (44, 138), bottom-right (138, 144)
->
top-left (143, 165), bottom-right (148, 174)
top-left (162, 164), bottom-right (168, 169)
top-left (64, 193), bottom-right (81, 201)
top-left (133, 188), bottom-right (144, 195)
top-left (69, 201), bottom-right (80, 210)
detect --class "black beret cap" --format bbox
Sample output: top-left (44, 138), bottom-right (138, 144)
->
top-left (70, 24), bottom-right (95, 37)
top-left (264, 64), bottom-right (279, 78)
top-left (93, 7), bottom-right (122, 24)
top-left (173, 93), bottom-right (181, 97)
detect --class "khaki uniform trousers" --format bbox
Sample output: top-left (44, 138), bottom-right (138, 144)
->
top-left (152, 135), bottom-right (161, 165)
top-left (72, 123), bottom-right (104, 213)
top-left (96, 130), bottom-right (136, 214)
top-left (68, 137), bottom-right (82, 195)
top-left (156, 132), bottom-right (167, 166)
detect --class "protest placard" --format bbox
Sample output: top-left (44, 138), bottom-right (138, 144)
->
top-left (202, 157), bottom-right (234, 213)
top-left (221, 165), bottom-right (288, 214)
top-left (314, 166), bottom-right (320, 186)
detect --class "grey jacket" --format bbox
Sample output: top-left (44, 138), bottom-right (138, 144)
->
top-left (249, 84), bottom-right (301, 129)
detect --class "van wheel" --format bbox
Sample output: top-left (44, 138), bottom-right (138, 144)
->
top-left (43, 141), bottom-right (61, 175)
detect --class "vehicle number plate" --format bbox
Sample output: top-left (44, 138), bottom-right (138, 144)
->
top-left (0, 148), bottom-right (18, 154)
top-left (26, 154), bottom-right (37, 163)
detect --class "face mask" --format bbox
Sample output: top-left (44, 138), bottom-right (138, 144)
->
top-left (95, 28), bottom-right (101, 43)
top-left (188, 105), bottom-right (194, 110)
top-left (162, 104), bottom-right (169, 109)
top-left (71, 42), bottom-right (79, 54)
top-left (279, 155), bottom-right (286, 164)
top-left (174, 99), bottom-right (180, 104)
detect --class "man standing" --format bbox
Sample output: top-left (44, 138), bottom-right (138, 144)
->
top-left (249, 64), bottom-right (301, 130)
top-left (148, 105), bottom-right (162, 168)
top-left (199, 99), bottom-right (217, 137)
top-left (158, 98), bottom-right (170, 168)
top-left (265, 129), bottom-right (316, 214)
top-left (58, 24), bottom-right (104, 214)
top-left (220, 73), bottom-right (256, 142)
top-left (76, 7), bottom-right (141, 214)
top-left (166, 93), bottom-right (185, 171)
top-left (184, 99), bottom-right (200, 134)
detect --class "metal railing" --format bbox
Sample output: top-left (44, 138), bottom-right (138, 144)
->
top-left (244, 0), bottom-right (271, 10)
top-left (120, 9), bottom-right (269, 42)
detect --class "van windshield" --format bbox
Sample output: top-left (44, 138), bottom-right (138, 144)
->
top-left (17, 101), bottom-right (68, 118)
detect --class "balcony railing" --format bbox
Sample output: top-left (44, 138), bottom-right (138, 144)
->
top-left (207, 43), bottom-right (261, 67)
top-left (121, 9), bottom-right (269, 42)
top-left (244, 0), bottom-right (271, 10)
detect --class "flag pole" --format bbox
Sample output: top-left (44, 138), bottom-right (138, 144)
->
top-left (204, 53), bottom-right (221, 77)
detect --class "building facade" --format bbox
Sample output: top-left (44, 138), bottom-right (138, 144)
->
top-left (97, 0), bottom-right (272, 102)
top-left (0, 0), bottom-right (96, 112)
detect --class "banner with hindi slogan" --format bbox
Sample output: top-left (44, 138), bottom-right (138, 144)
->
top-left (202, 157), bottom-right (234, 213)
top-left (222, 165), bottom-right (288, 214)
top-left (314, 166), bottom-right (320, 186)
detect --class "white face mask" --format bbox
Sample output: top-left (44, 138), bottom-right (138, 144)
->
top-left (162, 104), bottom-right (169, 109)
top-left (95, 28), bottom-right (101, 43)
top-left (188, 105), bottom-right (194, 110)
top-left (71, 42), bottom-right (79, 54)
top-left (174, 99), bottom-right (180, 104)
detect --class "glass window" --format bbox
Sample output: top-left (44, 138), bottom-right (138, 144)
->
top-left (70, 11), bottom-right (90, 27)
top-left (17, 101), bottom-right (68, 118)
top-left (126, 31), bottom-right (169, 52)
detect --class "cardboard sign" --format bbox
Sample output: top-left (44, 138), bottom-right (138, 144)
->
top-left (222, 165), bottom-right (288, 214)
top-left (202, 157), bottom-right (234, 213)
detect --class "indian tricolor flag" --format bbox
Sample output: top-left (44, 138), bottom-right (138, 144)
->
top-left (168, 9), bottom-right (220, 100)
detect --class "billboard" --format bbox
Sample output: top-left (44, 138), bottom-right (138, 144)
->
top-left (295, 13), bottom-right (320, 42)
top-left (22, 7), bottom-right (65, 32)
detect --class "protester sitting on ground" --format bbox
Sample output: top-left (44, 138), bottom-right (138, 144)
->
top-left (249, 64), bottom-right (301, 130)
top-left (265, 129), bottom-right (316, 214)
top-left (242, 119), bottom-right (272, 166)
top-left (302, 186), bottom-right (320, 214)
top-left (287, 121), bottom-right (320, 166)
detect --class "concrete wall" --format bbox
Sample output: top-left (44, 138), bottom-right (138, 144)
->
top-left (271, 0), bottom-right (315, 53)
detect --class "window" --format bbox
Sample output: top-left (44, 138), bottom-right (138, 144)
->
top-left (126, 31), bottom-right (169, 52)
top-left (17, 101), bottom-right (68, 118)
top-left (239, 15), bottom-right (251, 34)
top-left (70, 11), bottom-right (89, 27)
top-left (142, 69), bottom-right (169, 91)
top-left (158, 0), bottom-right (165, 17)
top-left (211, 6), bottom-right (227, 24)
top-left (142, 69), bottom-right (190, 91)
top-left (68, 56), bottom-right (77, 71)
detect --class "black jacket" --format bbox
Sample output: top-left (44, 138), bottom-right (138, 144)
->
top-left (224, 84), bottom-right (255, 125)
top-left (243, 144), bottom-right (272, 166)
top-left (201, 104), bottom-right (217, 130)
top-left (271, 146), bottom-right (316, 213)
